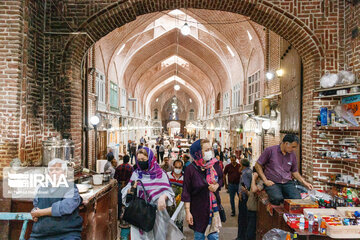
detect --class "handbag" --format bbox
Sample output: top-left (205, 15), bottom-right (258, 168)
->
top-left (123, 180), bottom-right (157, 232)
top-left (191, 162), bottom-right (226, 223)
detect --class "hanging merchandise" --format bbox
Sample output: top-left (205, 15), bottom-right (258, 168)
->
top-left (334, 105), bottom-right (359, 126)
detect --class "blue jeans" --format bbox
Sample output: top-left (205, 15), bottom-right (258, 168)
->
top-left (237, 196), bottom-right (248, 240)
top-left (228, 183), bottom-right (239, 214)
top-left (247, 210), bottom-right (256, 240)
top-left (194, 231), bottom-right (219, 240)
top-left (264, 180), bottom-right (301, 205)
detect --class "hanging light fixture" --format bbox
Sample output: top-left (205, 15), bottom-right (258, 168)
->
top-left (174, 84), bottom-right (180, 91)
top-left (181, 22), bottom-right (190, 35)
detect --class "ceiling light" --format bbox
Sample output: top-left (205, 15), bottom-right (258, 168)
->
top-left (181, 23), bottom-right (190, 36)
top-left (189, 98), bottom-right (192, 103)
top-left (116, 44), bottom-right (125, 56)
top-left (265, 72), bottom-right (275, 80)
top-left (174, 84), bottom-right (180, 91)
top-left (276, 69), bottom-right (284, 77)
top-left (227, 45), bottom-right (235, 57)
top-left (156, 98), bottom-right (159, 102)
top-left (247, 30), bottom-right (253, 41)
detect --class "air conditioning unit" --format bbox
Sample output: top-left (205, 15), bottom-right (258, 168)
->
top-left (254, 98), bottom-right (270, 116)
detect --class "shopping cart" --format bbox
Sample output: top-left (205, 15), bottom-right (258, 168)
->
top-left (0, 212), bottom-right (32, 240)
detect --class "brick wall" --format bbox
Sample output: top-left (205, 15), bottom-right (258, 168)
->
top-left (1, 0), bottom-right (359, 190)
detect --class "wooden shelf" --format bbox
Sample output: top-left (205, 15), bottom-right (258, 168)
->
top-left (314, 177), bottom-right (360, 189)
top-left (314, 83), bottom-right (360, 92)
top-left (317, 156), bottom-right (359, 163)
top-left (315, 92), bottom-right (360, 99)
top-left (316, 126), bottom-right (360, 131)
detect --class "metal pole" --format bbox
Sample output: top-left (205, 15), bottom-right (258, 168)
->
top-left (94, 125), bottom-right (97, 167)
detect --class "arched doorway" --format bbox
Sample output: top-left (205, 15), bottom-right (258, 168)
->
top-left (57, 0), bottom-right (323, 180)
top-left (167, 121), bottom-right (181, 137)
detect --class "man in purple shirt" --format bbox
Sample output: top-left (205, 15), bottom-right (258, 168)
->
top-left (255, 134), bottom-right (313, 205)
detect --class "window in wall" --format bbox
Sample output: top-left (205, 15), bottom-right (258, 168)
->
top-left (95, 71), bottom-right (106, 105)
top-left (120, 88), bottom-right (127, 109)
top-left (223, 91), bottom-right (230, 110)
top-left (216, 93), bottom-right (221, 112)
top-left (232, 83), bottom-right (241, 109)
top-left (248, 71), bottom-right (261, 105)
top-left (110, 82), bottom-right (118, 111)
top-left (154, 109), bottom-right (158, 119)
top-left (189, 109), bottom-right (195, 120)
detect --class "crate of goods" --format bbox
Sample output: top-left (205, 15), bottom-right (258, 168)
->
top-left (325, 220), bottom-right (360, 239)
top-left (336, 207), bottom-right (360, 218)
top-left (303, 208), bottom-right (339, 219)
top-left (284, 199), bottom-right (319, 214)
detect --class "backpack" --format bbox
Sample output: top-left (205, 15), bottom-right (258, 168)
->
top-left (159, 145), bottom-right (165, 152)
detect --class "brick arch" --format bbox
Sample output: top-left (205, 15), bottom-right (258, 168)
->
top-left (60, 0), bottom-right (323, 173)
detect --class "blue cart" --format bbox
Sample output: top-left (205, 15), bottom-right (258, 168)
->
top-left (0, 213), bottom-right (32, 240)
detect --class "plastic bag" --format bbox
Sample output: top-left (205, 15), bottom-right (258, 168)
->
top-left (334, 105), bottom-right (359, 127)
top-left (262, 228), bottom-right (292, 240)
top-left (337, 70), bottom-right (355, 85)
top-left (320, 72), bottom-right (338, 88)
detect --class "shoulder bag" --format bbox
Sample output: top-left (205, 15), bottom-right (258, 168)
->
top-left (123, 180), bottom-right (157, 232)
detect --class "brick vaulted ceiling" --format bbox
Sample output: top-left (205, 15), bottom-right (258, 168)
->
top-left (95, 9), bottom-right (265, 117)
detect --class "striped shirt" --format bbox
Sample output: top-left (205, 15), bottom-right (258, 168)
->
top-left (167, 171), bottom-right (184, 187)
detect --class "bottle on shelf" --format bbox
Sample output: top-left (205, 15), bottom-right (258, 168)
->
top-left (293, 232), bottom-right (298, 239)
top-left (308, 213), bottom-right (314, 233)
top-left (299, 215), bottom-right (305, 230)
top-left (320, 219), bottom-right (327, 235)
top-left (285, 232), bottom-right (291, 240)
top-left (313, 215), bottom-right (319, 234)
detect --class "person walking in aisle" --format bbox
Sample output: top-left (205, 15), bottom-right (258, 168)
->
top-left (182, 139), bottom-right (224, 240)
top-left (223, 155), bottom-right (241, 216)
top-left (122, 148), bottom-right (175, 239)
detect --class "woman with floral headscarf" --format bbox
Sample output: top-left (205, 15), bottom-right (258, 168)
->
top-left (121, 147), bottom-right (175, 239)
top-left (182, 139), bottom-right (224, 240)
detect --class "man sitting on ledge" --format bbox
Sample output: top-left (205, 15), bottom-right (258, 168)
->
top-left (255, 134), bottom-right (313, 205)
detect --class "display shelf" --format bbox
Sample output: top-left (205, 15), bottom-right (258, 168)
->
top-left (314, 83), bottom-right (360, 92)
top-left (314, 177), bottom-right (360, 189)
top-left (317, 156), bottom-right (359, 164)
top-left (316, 126), bottom-right (360, 131)
top-left (314, 142), bottom-right (357, 147)
top-left (315, 92), bottom-right (360, 99)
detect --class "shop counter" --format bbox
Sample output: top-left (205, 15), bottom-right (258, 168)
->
top-left (8, 179), bottom-right (118, 240)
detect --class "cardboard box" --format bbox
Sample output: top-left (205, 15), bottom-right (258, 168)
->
top-left (284, 199), bottom-right (319, 214)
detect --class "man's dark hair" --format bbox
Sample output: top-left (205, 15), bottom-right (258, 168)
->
top-left (123, 155), bottom-right (130, 164)
top-left (230, 155), bottom-right (236, 159)
top-left (248, 143), bottom-right (251, 146)
top-left (183, 155), bottom-right (190, 160)
top-left (107, 154), bottom-right (114, 161)
top-left (282, 134), bottom-right (299, 144)
top-left (173, 159), bottom-right (184, 167)
top-left (241, 158), bottom-right (250, 167)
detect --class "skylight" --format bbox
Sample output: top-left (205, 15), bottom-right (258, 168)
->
top-left (247, 30), bottom-right (253, 41)
top-left (227, 45), bottom-right (235, 57)
top-left (161, 56), bottom-right (189, 68)
top-left (117, 44), bottom-right (125, 55)
top-left (164, 75), bottom-right (185, 85)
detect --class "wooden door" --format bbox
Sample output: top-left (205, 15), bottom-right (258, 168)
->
top-left (97, 131), bottom-right (107, 160)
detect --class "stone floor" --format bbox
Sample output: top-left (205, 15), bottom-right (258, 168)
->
top-left (118, 188), bottom-right (239, 239)
top-left (183, 188), bottom-right (239, 240)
